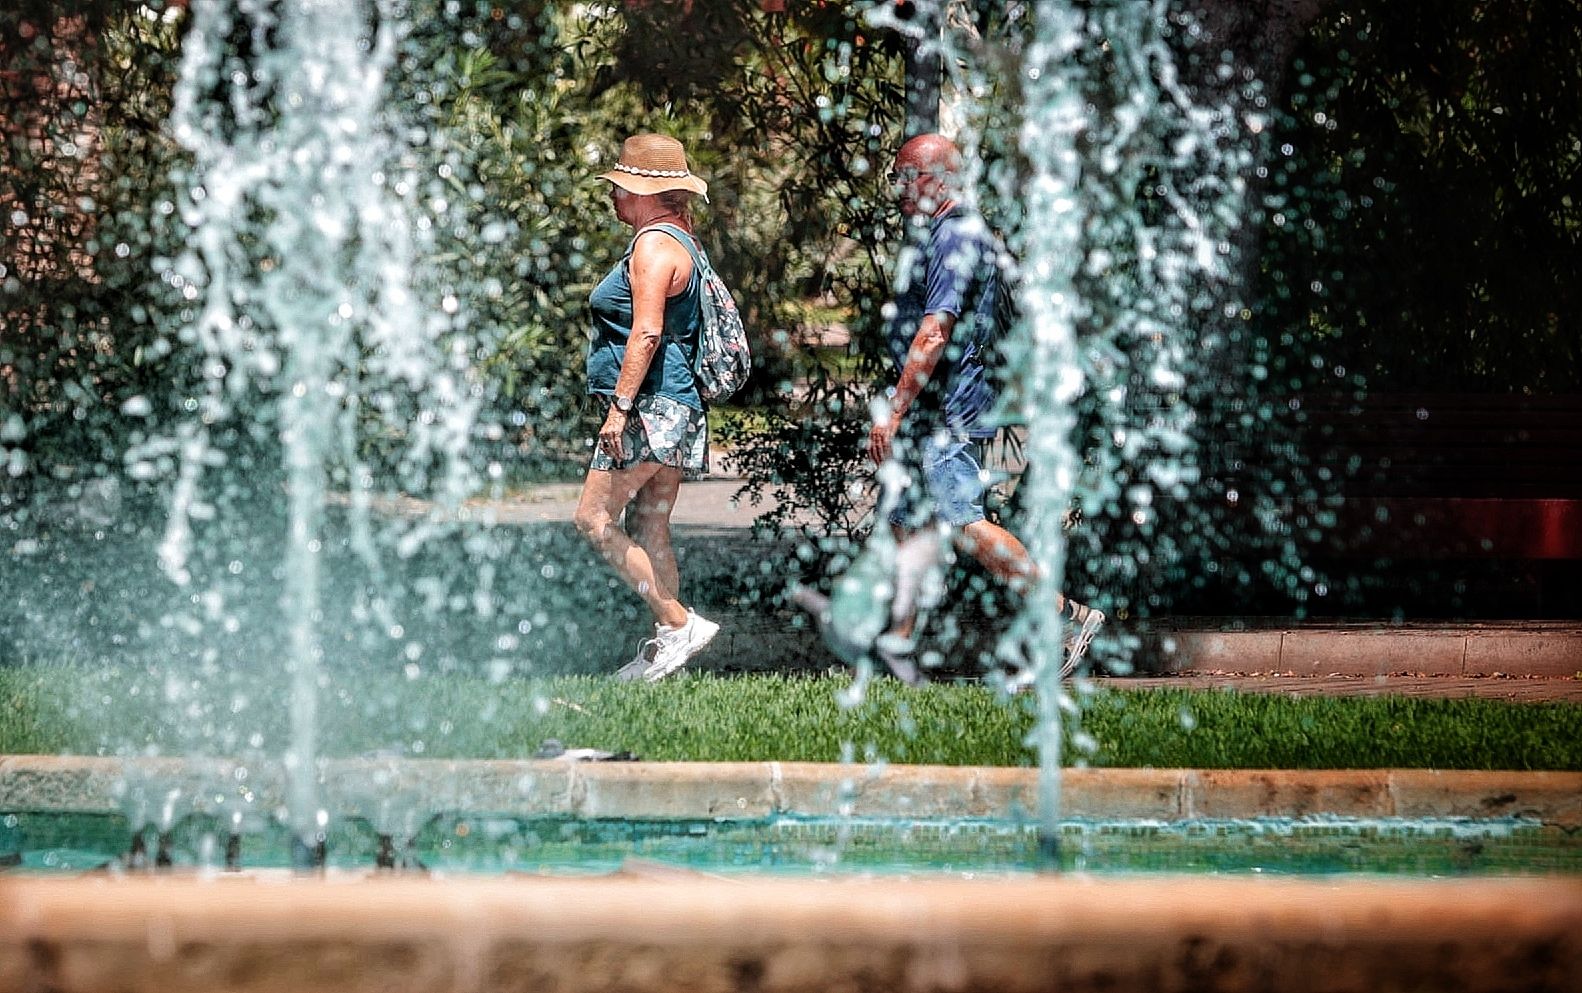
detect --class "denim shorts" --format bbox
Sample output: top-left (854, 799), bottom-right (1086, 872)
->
top-left (888, 434), bottom-right (991, 529)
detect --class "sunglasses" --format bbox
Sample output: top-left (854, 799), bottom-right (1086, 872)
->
top-left (885, 167), bottom-right (936, 187)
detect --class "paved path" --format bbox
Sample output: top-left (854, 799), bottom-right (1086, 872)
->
top-left (481, 475), bottom-right (1582, 701)
top-left (473, 478), bottom-right (769, 528)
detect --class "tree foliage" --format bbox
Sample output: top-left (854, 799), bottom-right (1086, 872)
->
top-left (557, 0), bottom-right (911, 562)
top-left (405, 0), bottom-right (910, 491)
top-left (2, 0), bottom-right (1576, 624)
top-left (1, 2), bottom-right (189, 505)
top-left (1261, 0), bottom-right (1582, 392)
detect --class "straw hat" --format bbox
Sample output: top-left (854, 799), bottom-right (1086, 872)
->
top-left (597, 133), bottom-right (709, 201)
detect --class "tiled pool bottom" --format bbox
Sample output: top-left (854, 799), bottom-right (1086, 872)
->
top-left (6, 811), bottom-right (1579, 876)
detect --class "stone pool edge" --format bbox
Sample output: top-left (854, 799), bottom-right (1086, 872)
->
top-left (0, 875), bottom-right (1578, 993)
top-left (3, 756), bottom-right (1579, 827)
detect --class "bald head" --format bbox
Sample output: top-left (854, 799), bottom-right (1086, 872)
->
top-left (893, 133), bottom-right (962, 218)
top-left (895, 133), bottom-right (962, 176)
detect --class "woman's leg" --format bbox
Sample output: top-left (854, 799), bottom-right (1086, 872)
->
top-left (626, 467), bottom-right (683, 605)
top-left (574, 463), bottom-right (689, 629)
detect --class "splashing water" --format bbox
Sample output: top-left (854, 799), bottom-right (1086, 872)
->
top-left (118, 0), bottom-right (1247, 867)
top-left (152, 0), bottom-right (482, 857)
top-left (1006, 0), bottom-right (1249, 786)
top-left (839, 0), bottom-right (1250, 851)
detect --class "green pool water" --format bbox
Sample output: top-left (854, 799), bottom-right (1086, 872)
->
top-left (5, 811), bottom-right (1579, 877)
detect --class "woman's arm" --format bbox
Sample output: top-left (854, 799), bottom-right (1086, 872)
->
top-left (598, 232), bottom-right (693, 460)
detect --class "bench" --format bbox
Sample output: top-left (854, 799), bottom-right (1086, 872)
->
top-left (1291, 393), bottom-right (1582, 561)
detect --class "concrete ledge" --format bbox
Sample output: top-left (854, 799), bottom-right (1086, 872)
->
top-left (1465, 630), bottom-right (1582, 675)
top-left (4, 756), bottom-right (1579, 827)
top-left (0, 875), bottom-right (1577, 993)
top-left (1146, 622), bottom-right (1582, 676)
top-left (709, 615), bottom-right (1582, 678)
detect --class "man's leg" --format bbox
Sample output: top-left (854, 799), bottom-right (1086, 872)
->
top-left (887, 523), bottom-right (946, 642)
top-left (869, 436), bottom-right (977, 682)
top-left (956, 504), bottom-right (1105, 681)
top-left (959, 518), bottom-right (1036, 588)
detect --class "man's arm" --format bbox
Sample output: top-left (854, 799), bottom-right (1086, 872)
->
top-left (869, 310), bottom-right (957, 465)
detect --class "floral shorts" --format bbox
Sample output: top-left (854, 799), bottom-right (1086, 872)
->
top-left (589, 394), bottom-right (709, 474)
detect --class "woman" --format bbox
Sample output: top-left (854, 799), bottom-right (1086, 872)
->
top-left (573, 133), bottom-right (719, 681)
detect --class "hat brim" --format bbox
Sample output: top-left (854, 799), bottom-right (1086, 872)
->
top-left (598, 170), bottom-right (709, 199)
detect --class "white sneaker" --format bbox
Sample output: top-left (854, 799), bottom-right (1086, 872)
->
top-left (643, 610), bottom-right (720, 681)
top-left (1002, 599), bottom-right (1106, 693)
top-left (791, 586), bottom-right (924, 686)
top-left (614, 628), bottom-right (660, 681)
top-left (1059, 599), bottom-right (1105, 679)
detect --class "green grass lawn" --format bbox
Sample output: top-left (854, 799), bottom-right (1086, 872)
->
top-left (3, 669), bottom-right (1578, 770)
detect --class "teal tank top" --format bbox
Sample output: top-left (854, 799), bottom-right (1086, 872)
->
top-left (586, 225), bottom-right (703, 409)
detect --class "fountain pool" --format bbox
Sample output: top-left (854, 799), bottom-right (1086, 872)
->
top-left (2, 759), bottom-right (1580, 991)
top-left (4, 760), bottom-right (1581, 877)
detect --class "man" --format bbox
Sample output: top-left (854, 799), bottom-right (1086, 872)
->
top-left (803, 133), bottom-right (1103, 687)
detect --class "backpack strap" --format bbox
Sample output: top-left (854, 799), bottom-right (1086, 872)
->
top-left (630, 221), bottom-right (705, 338)
top-left (634, 224), bottom-right (716, 390)
top-left (627, 223), bottom-right (704, 306)
top-left (633, 222), bottom-right (704, 268)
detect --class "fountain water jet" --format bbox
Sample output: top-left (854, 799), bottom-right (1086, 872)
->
top-left (155, 0), bottom-right (482, 861)
top-left (854, 0), bottom-right (1251, 852)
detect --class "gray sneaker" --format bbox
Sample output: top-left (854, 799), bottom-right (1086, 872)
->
top-left (614, 630), bottom-right (659, 682)
top-left (643, 610), bottom-right (720, 682)
top-left (1002, 600), bottom-right (1106, 693)
top-left (1059, 599), bottom-right (1105, 679)
top-left (792, 587), bottom-right (924, 686)
top-left (790, 587), bottom-right (868, 667)
top-left (874, 633), bottom-right (924, 687)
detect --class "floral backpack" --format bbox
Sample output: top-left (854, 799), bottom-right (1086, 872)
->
top-left (648, 223), bottom-right (751, 403)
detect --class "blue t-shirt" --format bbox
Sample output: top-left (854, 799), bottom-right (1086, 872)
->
top-left (586, 226), bottom-right (703, 409)
top-left (885, 206), bottom-right (1008, 439)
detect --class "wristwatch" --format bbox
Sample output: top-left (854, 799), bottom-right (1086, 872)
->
top-left (611, 393), bottom-right (634, 414)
